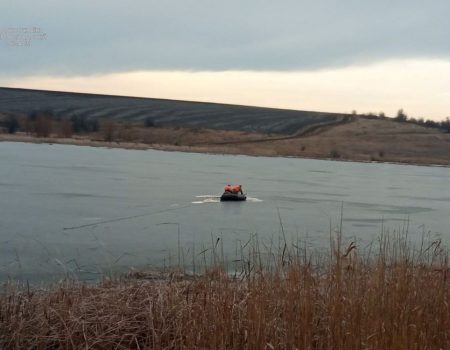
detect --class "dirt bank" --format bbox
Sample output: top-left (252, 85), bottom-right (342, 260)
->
top-left (2, 118), bottom-right (450, 166)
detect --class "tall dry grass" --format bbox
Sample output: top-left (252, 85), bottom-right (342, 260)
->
top-left (1, 232), bottom-right (449, 349)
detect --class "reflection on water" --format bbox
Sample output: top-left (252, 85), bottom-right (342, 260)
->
top-left (0, 142), bottom-right (449, 282)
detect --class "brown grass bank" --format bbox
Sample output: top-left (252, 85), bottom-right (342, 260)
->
top-left (2, 117), bottom-right (450, 166)
top-left (1, 234), bottom-right (449, 349)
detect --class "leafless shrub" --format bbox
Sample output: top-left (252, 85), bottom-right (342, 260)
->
top-left (330, 149), bottom-right (340, 158)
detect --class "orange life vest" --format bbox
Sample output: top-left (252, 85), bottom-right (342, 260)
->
top-left (224, 184), bottom-right (242, 193)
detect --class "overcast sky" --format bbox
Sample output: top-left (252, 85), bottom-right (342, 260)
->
top-left (1, 0), bottom-right (450, 119)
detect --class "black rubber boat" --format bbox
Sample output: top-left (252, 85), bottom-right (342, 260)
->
top-left (220, 192), bottom-right (247, 201)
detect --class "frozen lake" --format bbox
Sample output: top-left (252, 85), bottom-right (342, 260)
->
top-left (1, 142), bottom-right (449, 281)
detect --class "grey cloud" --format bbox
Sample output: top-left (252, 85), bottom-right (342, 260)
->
top-left (1, 0), bottom-right (449, 76)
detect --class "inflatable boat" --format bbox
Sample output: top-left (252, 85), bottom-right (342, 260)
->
top-left (220, 184), bottom-right (247, 201)
top-left (220, 192), bottom-right (247, 201)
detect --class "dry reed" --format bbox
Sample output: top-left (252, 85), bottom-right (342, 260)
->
top-left (0, 233), bottom-right (449, 349)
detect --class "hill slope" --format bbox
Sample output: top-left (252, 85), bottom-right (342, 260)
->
top-left (2, 87), bottom-right (449, 166)
top-left (0, 87), bottom-right (347, 134)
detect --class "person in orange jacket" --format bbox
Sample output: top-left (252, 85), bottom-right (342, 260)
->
top-left (224, 184), bottom-right (243, 194)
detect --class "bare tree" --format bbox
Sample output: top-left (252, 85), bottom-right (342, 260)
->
top-left (395, 108), bottom-right (408, 122)
top-left (35, 116), bottom-right (52, 137)
top-left (100, 119), bottom-right (116, 142)
top-left (59, 119), bottom-right (73, 138)
top-left (6, 115), bottom-right (19, 134)
top-left (144, 117), bottom-right (156, 127)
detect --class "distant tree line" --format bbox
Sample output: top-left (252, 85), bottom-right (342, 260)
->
top-left (1, 110), bottom-right (57, 137)
top-left (395, 109), bottom-right (450, 133)
top-left (0, 110), bottom-right (159, 143)
top-left (357, 108), bottom-right (450, 133)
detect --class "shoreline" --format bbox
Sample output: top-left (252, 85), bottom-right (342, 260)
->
top-left (1, 133), bottom-right (449, 169)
